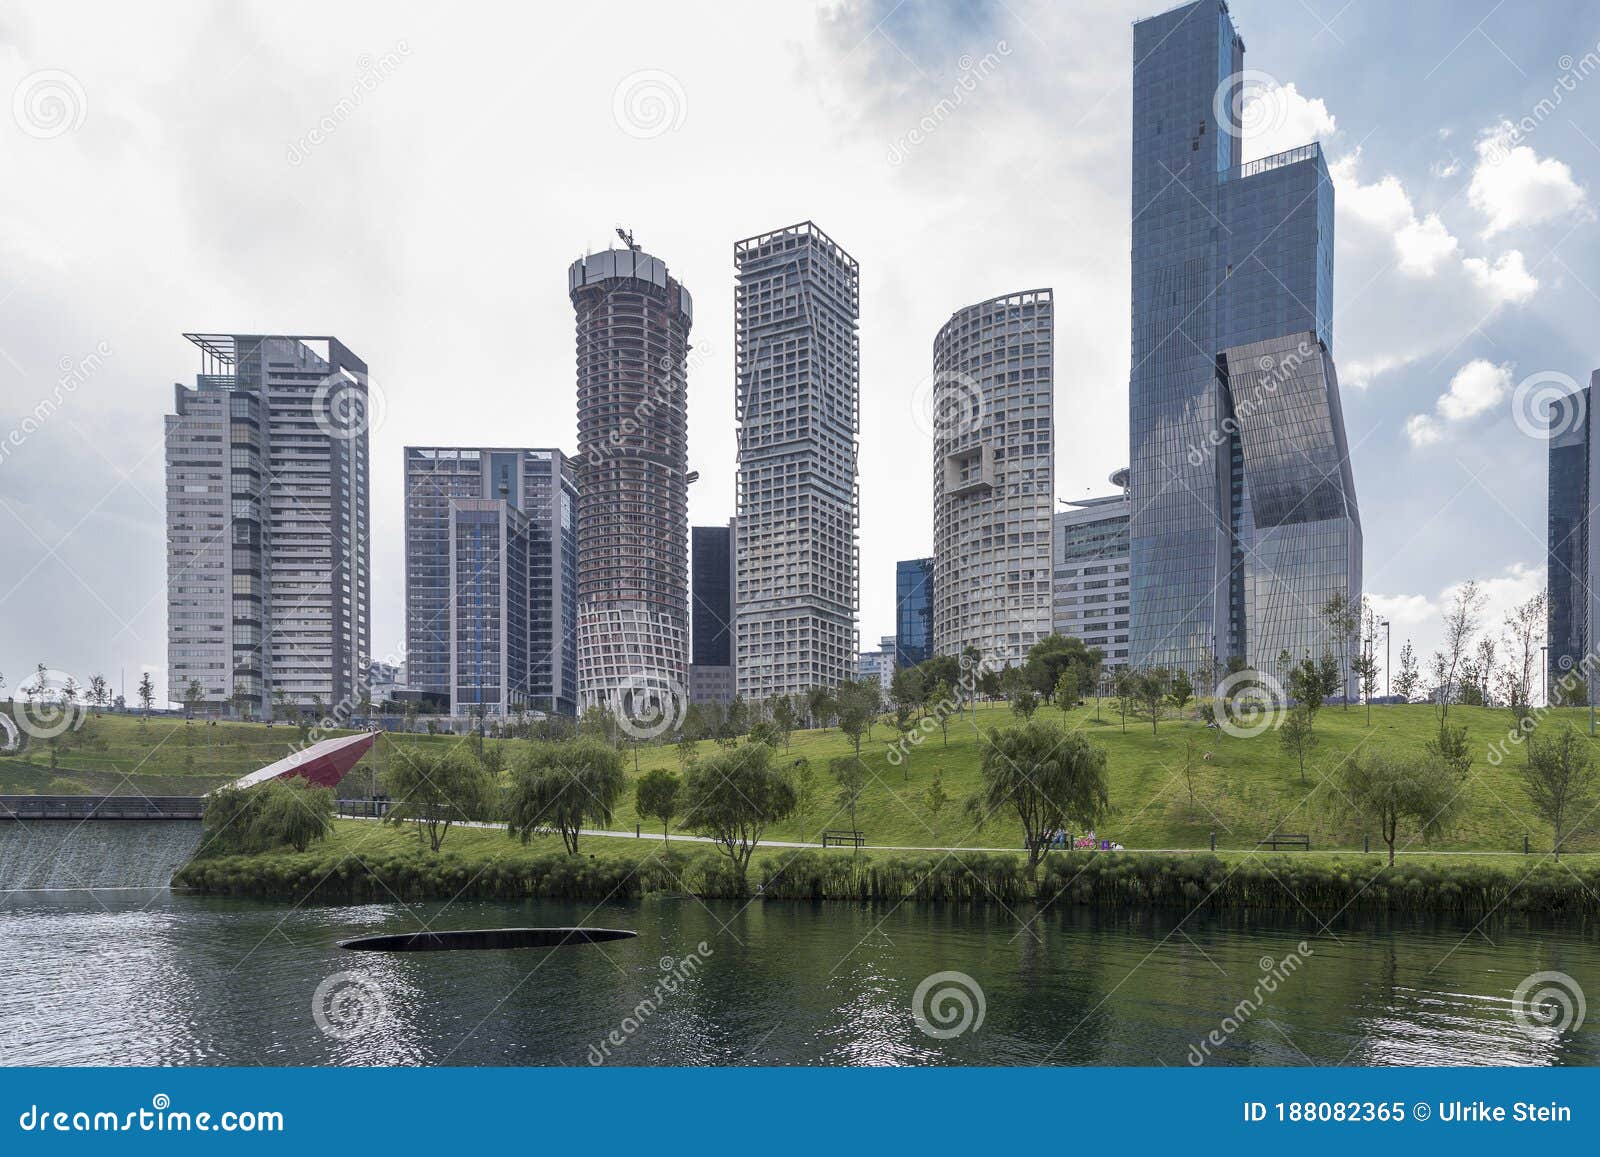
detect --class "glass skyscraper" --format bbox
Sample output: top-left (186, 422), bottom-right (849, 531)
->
top-left (1128, 0), bottom-right (1360, 690)
top-left (1548, 380), bottom-right (1596, 693)
top-left (895, 557), bottom-right (934, 669)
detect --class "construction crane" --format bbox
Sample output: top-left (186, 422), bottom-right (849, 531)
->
top-left (615, 227), bottom-right (639, 252)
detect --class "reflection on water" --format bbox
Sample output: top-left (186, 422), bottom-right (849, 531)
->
top-left (1, 887), bottom-right (1596, 1067)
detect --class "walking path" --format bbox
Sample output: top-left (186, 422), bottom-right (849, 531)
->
top-left (337, 816), bottom-right (1590, 857)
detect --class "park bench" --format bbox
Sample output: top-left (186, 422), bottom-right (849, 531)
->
top-left (1258, 833), bottom-right (1310, 851)
top-left (821, 829), bottom-right (866, 848)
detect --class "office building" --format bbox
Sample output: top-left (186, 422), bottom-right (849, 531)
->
top-left (734, 222), bottom-right (861, 700)
top-left (569, 243), bottom-right (693, 712)
top-left (690, 520), bottom-right (737, 706)
top-left (166, 334), bottom-right (370, 716)
top-left (1548, 378), bottom-right (1597, 695)
top-left (895, 557), bottom-right (934, 669)
top-left (403, 447), bottom-right (579, 717)
top-left (1053, 470), bottom-right (1132, 671)
top-left (931, 289), bottom-right (1055, 667)
top-left (1127, 1), bottom-right (1361, 689)
top-left (858, 635), bottom-right (896, 692)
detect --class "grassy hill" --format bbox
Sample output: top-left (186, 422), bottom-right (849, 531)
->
top-left (6, 699), bottom-right (1599, 854)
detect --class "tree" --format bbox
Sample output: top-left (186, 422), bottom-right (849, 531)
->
top-left (1498, 591), bottom-right (1546, 753)
top-left (923, 768), bottom-right (950, 839)
top-left (505, 738), bottom-right (627, 855)
top-left (1425, 721), bottom-right (1473, 779)
top-left (1319, 592), bottom-right (1359, 707)
top-left (890, 666), bottom-right (926, 721)
top-left (769, 695), bottom-right (797, 749)
top-left (635, 767), bottom-right (682, 849)
top-left (87, 673), bottom-right (110, 714)
top-left (968, 722), bottom-right (1108, 880)
top-left (1132, 667), bottom-right (1168, 735)
top-left (930, 679), bottom-right (955, 746)
top-left (788, 756), bottom-right (817, 844)
top-left (830, 756), bottom-right (870, 854)
top-left (1338, 752), bottom-right (1463, 867)
top-left (25, 663), bottom-right (49, 708)
top-left (1522, 725), bottom-right (1600, 859)
top-left (680, 743), bottom-right (796, 886)
top-left (1024, 634), bottom-right (1103, 700)
top-left (1112, 668), bottom-right (1135, 734)
top-left (1434, 581), bottom-right (1486, 721)
top-left (384, 745), bottom-right (496, 852)
top-left (835, 679), bottom-right (877, 757)
top-left (202, 779), bottom-right (334, 854)
top-left (232, 680), bottom-right (254, 722)
top-left (1180, 737), bottom-right (1201, 807)
top-left (137, 672), bottom-right (155, 717)
top-left (1278, 706), bottom-right (1318, 784)
top-left (1011, 688), bottom-right (1040, 720)
top-left (1167, 669), bottom-right (1193, 715)
top-left (805, 686), bottom-right (831, 730)
top-left (1055, 669), bottom-right (1080, 728)
top-left (1352, 647), bottom-right (1379, 726)
top-left (1393, 641), bottom-right (1421, 703)
top-left (1285, 654), bottom-right (1326, 733)
top-left (675, 733), bottom-right (697, 771)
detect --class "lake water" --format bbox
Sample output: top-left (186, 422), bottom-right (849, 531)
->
top-left (1, 824), bottom-right (1597, 1067)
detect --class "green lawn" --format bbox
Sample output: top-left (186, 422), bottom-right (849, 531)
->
top-left (8, 699), bottom-right (1599, 855)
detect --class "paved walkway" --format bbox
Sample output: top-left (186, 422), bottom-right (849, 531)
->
top-left (339, 816), bottom-right (1595, 858)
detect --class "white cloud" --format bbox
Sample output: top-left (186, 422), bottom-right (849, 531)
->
top-left (1469, 122), bottom-right (1588, 236)
top-left (1330, 148), bottom-right (1460, 277)
top-left (1394, 213), bottom-right (1458, 274)
top-left (1405, 413), bottom-right (1445, 447)
top-left (1366, 592), bottom-right (1437, 627)
top-left (1241, 80), bottom-right (1336, 163)
top-left (1463, 249), bottom-right (1538, 303)
top-left (1405, 359), bottom-right (1514, 445)
top-left (1436, 358), bottom-right (1513, 421)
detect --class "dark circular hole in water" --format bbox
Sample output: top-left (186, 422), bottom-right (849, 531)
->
top-left (339, 927), bottom-right (637, 952)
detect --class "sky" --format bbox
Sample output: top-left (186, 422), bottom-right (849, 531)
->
top-left (2, 0), bottom-right (1598, 705)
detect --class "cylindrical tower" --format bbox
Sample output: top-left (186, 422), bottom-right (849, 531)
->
top-left (931, 288), bottom-right (1055, 668)
top-left (569, 246), bottom-right (693, 714)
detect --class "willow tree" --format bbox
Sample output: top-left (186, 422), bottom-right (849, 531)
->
top-left (505, 738), bottom-right (625, 855)
top-left (969, 721), bottom-right (1108, 880)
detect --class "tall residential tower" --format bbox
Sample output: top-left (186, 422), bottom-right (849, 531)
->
top-left (1127, 0), bottom-right (1361, 690)
top-left (734, 222), bottom-right (861, 700)
top-left (932, 290), bottom-right (1055, 667)
top-left (166, 334), bottom-right (370, 715)
top-left (569, 244), bottom-right (693, 711)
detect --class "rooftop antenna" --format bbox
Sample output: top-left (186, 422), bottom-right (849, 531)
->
top-left (616, 227), bottom-right (639, 252)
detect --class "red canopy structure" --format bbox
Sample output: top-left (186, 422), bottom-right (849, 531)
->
top-left (216, 732), bottom-right (376, 793)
